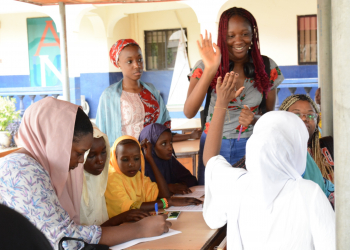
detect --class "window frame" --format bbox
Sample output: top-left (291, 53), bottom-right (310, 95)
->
top-left (297, 14), bottom-right (318, 65)
top-left (144, 28), bottom-right (188, 71)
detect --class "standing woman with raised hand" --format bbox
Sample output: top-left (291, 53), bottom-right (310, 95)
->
top-left (185, 7), bottom-right (284, 184)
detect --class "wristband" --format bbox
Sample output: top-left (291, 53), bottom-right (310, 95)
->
top-left (214, 106), bottom-right (230, 122)
top-left (160, 198), bottom-right (168, 209)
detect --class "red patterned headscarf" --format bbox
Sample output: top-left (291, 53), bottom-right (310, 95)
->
top-left (109, 39), bottom-right (140, 68)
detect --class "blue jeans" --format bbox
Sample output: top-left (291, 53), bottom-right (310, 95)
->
top-left (197, 132), bottom-right (249, 185)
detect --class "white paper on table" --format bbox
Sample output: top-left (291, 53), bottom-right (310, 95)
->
top-left (173, 190), bottom-right (204, 198)
top-left (110, 229), bottom-right (181, 250)
top-left (166, 204), bottom-right (203, 212)
top-left (173, 185), bottom-right (205, 198)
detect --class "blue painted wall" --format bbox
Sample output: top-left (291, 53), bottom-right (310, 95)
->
top-left (0, 75), bottom-right (31, 88)
top-left (277, 65), bottom-right (318, 109)
top-left (279, 65), bottom-right (317, 78)
top-left (0, 65), bottom-right (319, 118)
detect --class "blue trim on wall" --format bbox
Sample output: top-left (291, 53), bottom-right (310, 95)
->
top-left (108, 72), bottom-right (123, 86)
top-left (279, 65), bottom-right (318, 78)
top-left (80, 73), bottom-right (111, 118)
top-left (169, 111), bottom-right (200, 119)
top-left (0, 75), bottom-right (31, 88)
top-left (1, 65), bottom-right (320, 118)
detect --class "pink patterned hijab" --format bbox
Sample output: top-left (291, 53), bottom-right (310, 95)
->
top-left (109, 39), bottom-right (140, 68)
top-left (17, 97), bottom-right (84, 223)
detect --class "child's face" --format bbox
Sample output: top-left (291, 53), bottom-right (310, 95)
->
top-left (287, 100), bottom-right (317, 139)
top-left (116, 142), bottom-right (141, 177)
top-left (154, 131), bottom-right (173, 161)
top-left (84, 137), bottom-right (107, 176)
top-left (117, 45), bottom-right (143, 81)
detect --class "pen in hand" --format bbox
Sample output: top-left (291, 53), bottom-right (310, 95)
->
top-left (237, 105), bottom-right (249, 141)
top-left (155, 202), bottom-right (158, 215)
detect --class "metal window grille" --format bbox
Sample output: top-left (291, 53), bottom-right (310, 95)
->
top-left (145, 28), bottom-right (187, 70)
top-left (298, 15), bottom-right (317, 65)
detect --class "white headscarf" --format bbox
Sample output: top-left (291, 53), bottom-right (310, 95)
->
top-left (226, 111), bottom-right (309, 249)
top-left (80, 126), bottom-right (110, 226)
top-left (245, 111), bottom-right (308, 210)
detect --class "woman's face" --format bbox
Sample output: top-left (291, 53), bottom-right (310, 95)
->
top-left (117, 45), bottom-right (143, 81)
top-left (226, 15), bottom-right (252, 62)
top-left (116, 142), bottom-right (141, 177)
top-left (287, 100), bottom-right (317, 139)
top-left (84, 137), bottom-right (107, 176)
top-left (154, 131), bottom-right (173, 161)
top-left (70, 133), bottom-right (93, 171)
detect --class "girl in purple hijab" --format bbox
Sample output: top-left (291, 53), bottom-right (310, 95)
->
top-left (139, 124), bottom-right (198, 194)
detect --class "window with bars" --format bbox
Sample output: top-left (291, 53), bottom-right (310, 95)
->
top-left (298, 15), bottom-right (317, 65)
top-left (144, 28), bottom-right (187, 70)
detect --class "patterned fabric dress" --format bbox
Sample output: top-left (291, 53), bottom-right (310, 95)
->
top-left (120, 88), bottom-right (171, 139)
top-left (0, 154), bottom-right (102, 250)
top-left (188, 58), bottom-right (284, 139)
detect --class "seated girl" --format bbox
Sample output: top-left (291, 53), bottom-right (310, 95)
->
top-left (80, 126), bottom-right (150, 226)
top-left (279, 94), bottom-right (334, 207)
top-left (232, 94), bottom-right (335, 206)
top-left (203, 72), bottom-right (334, 249)
top-left (0, 97), bottom-right (171, 249)
top-left (138, 123), bottom-right (198, 194)
top-left (105, 136), bottom-right (202, 218)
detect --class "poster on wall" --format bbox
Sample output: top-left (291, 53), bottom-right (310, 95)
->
top-left (27, 17), bottom-right (62, 87)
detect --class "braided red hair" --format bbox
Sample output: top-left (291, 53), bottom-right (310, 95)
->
top-left (210, 7), bottom-right (271, 96)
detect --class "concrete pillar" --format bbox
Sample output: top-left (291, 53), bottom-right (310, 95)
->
top-left (58, 2), bottom-right (70, 102)
top-left (332, 1), bottom-right (350, 249)
top-left (317, 0), bottom-right (333, 137)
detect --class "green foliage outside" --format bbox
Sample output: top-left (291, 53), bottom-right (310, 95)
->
top-left (0, 97), bottom-right (20, 131)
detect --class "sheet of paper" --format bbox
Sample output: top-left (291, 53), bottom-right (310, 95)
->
top-left (173, 189), bottom-right (204, 198)
top-left (173, 185), bottom-right (205, 198)
top-left (110, 229), bottom-right (181, 250)
top-left (166, 203), bottom-right (203, 212)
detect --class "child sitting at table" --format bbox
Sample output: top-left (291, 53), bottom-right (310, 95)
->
top-left (80, 126), bottom-right (150, 226)
top-left (105, 135), bottom-right (202, 218)
top-left (202, 72), bottom-right (334, 249)
top-left (139, 124), bottom-right (198, 194)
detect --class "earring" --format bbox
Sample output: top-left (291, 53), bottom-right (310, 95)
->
top-left (249, 41), bottom-right (253, 50)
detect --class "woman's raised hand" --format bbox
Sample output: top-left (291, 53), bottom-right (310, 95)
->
top-left (197, 30), bottom-right (221, 71)
top-left (216, 72), bottom-right (244, 107)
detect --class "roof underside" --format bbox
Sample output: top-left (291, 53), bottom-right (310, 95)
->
top-left (16, 0), bottom-right (180, 6)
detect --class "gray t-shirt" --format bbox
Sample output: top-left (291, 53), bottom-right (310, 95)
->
top-left (188, 58), bottom-right (284, 139)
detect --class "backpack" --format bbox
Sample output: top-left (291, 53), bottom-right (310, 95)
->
top-left (200, 56), bottom-right (271, 130)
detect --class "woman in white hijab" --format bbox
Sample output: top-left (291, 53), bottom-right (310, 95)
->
top-left (80, 126), bottom-right (150, 226)
top-left (202, 72), bottom-right (335, 250)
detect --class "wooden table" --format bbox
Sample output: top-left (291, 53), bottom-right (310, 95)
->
top-left (172, 118), bottom-right (201, 134)
top-left (172, 139), bottom-right (200, 177)
top-left (126, 212), bottom-right (226, 250)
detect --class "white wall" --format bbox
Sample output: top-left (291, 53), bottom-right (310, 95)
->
top-left (109, 7), bottom-right (199, 72)
top-left (0, 0), bottom-right (317, 77)
top-left (78, 15), bottom-right (110, 74)
top-left (0, 12), bottom-right (48, 76)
